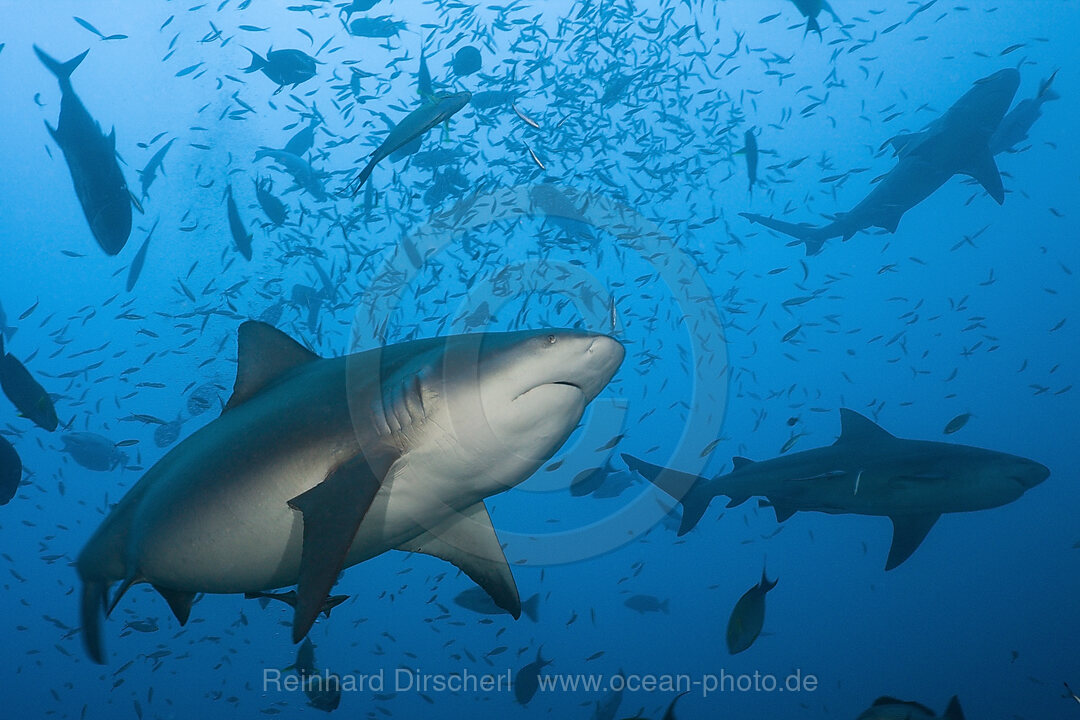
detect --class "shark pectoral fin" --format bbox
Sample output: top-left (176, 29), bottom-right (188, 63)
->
top-left (224, 321), bottom-right (320, 412)
top-left (397, 502), bottom-right (521, 618)
top-left (885, 513), bottom-right (940, 571)
top-left (287, 453), bottom-right (383, 643)
top-left (153, 585), bottom-right (196, 625)
top-left (962, 148), bottom-right (1005, 205)
top-left (80, 578), bottom-right (110, 665)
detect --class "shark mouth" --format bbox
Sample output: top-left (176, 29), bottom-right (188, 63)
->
top-left (514, 380), bottom-right (583, 402)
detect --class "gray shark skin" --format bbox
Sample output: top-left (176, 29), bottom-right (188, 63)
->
top-left (78, 322), bottom-right (623, 663)
top-left (34, 46), bottom-right (132, 256)
top-left (624, 409), bottom-right (1048, 571)
top-left (740, 68), bottom-right (1020, 255)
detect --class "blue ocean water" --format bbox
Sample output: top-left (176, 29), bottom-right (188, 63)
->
top-left (0, 1), bottom-right (1077, 718)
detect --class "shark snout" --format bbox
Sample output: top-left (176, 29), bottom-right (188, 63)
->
top-left (577, 334), bottom-right (624, 401)
top-left (1013, 460), bottom-right (1050, 489)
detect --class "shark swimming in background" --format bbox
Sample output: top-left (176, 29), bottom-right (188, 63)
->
top-left (623, 408), bottom-right (1048, 570)
top-left (740, 68), bottom-right (1020, 255)
top-left (35, 46), bottom-right (133, 256)
top-left (77, 321), bottom-right (623, 663)
top-left (790, 0), bottom-right (843, 38)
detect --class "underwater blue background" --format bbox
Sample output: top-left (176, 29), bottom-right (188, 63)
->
top-left (0, 1), bottom-right (1077, 718)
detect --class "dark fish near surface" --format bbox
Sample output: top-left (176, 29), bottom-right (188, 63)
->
top-left (453, 45), bottom-right (481, 76)
top-left (305, 674), bottom-right (342, 712)
top-left (726, 567), bottom-right (777, 654)
top-left (454, 587), bottom-right (540, 622)
top-left (990, 70), bottom-right (1059, 154)
top-left (254, 177), bottom-right (288, 227)
top-left (339, 0), bottom-right (382, 23)
top-left (791, 0), bottom-right (843, 38)
top-left (624, 594), bottom-right (669, 614)
top-left (0, 335), bottom-right (59, 432)
top-left (514, 647), bottom-right (552, 705)
top-left (126, 219), bottom-right (158, 292)
top-left (856, 695), bottom-right (965, 720)
top-left (737, 129), bottom-right (758, 193)
top-left (187, 382), bottom-right (225, 417)
top-left (287, 637), bottom-right (317, 677)
top-left (0, 434), bottom-right (21, 505)
top-left (138, 137), bottom-right (174, 200)
top-left (62, 432), bottom-right (126, 471)
top-left (153, 416), bottom-right (183, 448)
top-left (347, 91), bottom-right (471, 196)
top-left (243, 48), bottom-right (317, 90)
top-left (226, 185), bottom-right (253, 260)
top-left (348, 16), bottom-right (405, 38)
top-left (35, 46), bottom-right (132, 255)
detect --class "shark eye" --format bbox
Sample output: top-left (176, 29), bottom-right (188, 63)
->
top-left (546, 334), bottom-right (557, 345)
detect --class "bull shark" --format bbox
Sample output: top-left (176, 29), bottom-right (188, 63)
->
top-left (740, 68), bottom-right (1020, 255)
top-left (623, 409), bottom-right (1048, 571)
top-left (78, 321), bottom-right (623, 663)
top-left (34, 46), bottom-right (132, 256)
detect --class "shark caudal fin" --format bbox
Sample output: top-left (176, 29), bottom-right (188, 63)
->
top-left (739, 212), bottom-right (832, 256)
top-left (33, 46), bottom-right (89, 87)
top-left (621, 454), bottom-right (717, 535)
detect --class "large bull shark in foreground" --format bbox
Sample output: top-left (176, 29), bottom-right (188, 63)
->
top-left (740, 68), bottom-right (1021, 255)
top-left (624, 409), bottom-right (1048, 570)
top-left (35, 46), bottom-right (132, 256)
top-left (78, 322), bottom-right (624, 663)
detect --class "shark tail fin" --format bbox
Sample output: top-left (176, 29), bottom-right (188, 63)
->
top-left (79, 576), bottom-right (110, 664)
top-left (738, 212), bottom-right (830, 256)
top-left (34, 46), bottom-right (89, 86)
top-left (943, 696), bottom-right (965, 720)
top-left (806, 17), bottom-right (823, 39)
top-left (621, 454), bottom-right (717, 535)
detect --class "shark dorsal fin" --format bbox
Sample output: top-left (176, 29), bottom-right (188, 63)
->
top-left (871, 697), bottom-right (937, 716)
top-left (225, 321), bottom-right (319, 412)
top-left (731, 456), bottom-right (755, 470)
top-left (836, 409), bottom-right (895, 445)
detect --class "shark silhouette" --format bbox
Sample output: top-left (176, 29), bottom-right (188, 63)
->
top-left (624, 409), bottom-right (1048, 570)
top-left (740, 68), bottom-right (1020, 255)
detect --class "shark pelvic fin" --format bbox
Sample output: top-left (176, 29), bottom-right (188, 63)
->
top-left (885, 513), bottom-right (940, 570)
top-left (887, 131), bottom-right (927, 157)
top-left (835, 409), bottom-right (895, 445)
top-left (961, 148), bottom-right (1005, 205)
top-left (225, 321), bottom-right (319, 412)
top-left (153, 585), bottom-right (197, 625)
top-left (287, 452), bottom-right (384, 643)
top-left (398, 501), bottom-right (521, 618)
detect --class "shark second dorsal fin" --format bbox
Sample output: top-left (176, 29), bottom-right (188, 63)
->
top-left (731, 456), bottom-right (755, 470)
top-left (225, 321), bottom-right (319, 412)
top-left (397, 502), bottom-right (521, 619)
top-left (835, 409), bottom-right (895, 445)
